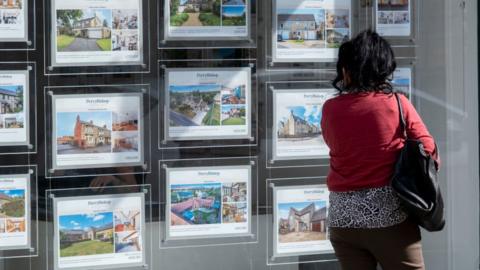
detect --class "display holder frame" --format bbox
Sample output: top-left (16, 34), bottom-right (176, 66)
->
top-left (45, 184), bottom-right (152, 270)
top-left (158, 59), bottom-right (257, 149)
top-left (158, 0), bottom-right (257, 49)
top-left (265, 81), bottom-right (334, 169)
top-left (373, 0), bottom-right (419, 46)
top-left (0, 0), bottom-right (35, 51)
top-left (265, 0), bottom-right (363, 70)
top-left (44, 84), bottom-right (151, 179)
top-left (43, 0), bottom-right (151, 75)
top-left (159, 156), bottom-right (259, 249)
top-left (0, 62), bottom-right (37, 154)
top-left (0, 165), bottom-right (38, 259)
top-left (266, 177), bottom-right (336, 266)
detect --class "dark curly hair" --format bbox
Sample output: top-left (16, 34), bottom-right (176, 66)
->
top-left (332, 30), bottom-right (397, 94)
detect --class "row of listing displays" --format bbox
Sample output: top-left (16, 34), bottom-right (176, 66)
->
top-left (1, 0), bottom-right (413, 67)
top-left (0, 63), bottom-right (413, 175)
top-left (0, 162), bottom-right (332, 268)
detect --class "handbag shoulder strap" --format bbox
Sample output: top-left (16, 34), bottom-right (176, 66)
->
top-left (394, 92), bottom-right (408, 139)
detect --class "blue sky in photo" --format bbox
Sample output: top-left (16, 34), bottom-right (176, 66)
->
top-left (278, 8), bottom-right (325, 24)
top-left (81, 9), bottom-right (112, 27)
top-left (171, 183), bottom-right (221, 190)
top-left (222, 6), bottom-right (246, 17)
top-left (170, 84), bottom-right (221, 93)
top-left (59, 212), bottom-right (113, 231)
top-left (392, 78), bottom-right (410, 86)
top-left (56, 111), bottom-right (112, 137)
top-left (0, 189), bottom-right (24, 198)
top-left (179, 0), bottom-right (188, 5)
top-left (223, 0), bottom-right (246, 5)
top-left (222, 104), bottom-right (245, 113)
top-left (287, 105), bottom-right (321, 126)
top-left (278, 201), bottom-right (326, 219)
top-left (0, 85), bottom-right (21, 94)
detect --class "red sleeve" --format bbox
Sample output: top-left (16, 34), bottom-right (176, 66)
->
top-left (321, 100), bottom-right (330, 146)
top-left (400, 95), bottom-right (441, 169)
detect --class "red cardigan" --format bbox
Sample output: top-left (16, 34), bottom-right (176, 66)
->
top-left (321, 92), bottom-right (439, 192)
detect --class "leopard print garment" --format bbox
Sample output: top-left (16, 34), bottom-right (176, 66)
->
top-left (328, 186), bottom-right (408, 228)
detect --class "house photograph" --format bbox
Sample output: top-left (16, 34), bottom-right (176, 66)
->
top-left (221, 85), bottom-right (246, 105)
top-left (169, 84), bottom-right (221, 127)
top-left (56, 9), bottom-right (113, 52)
top-left (0, 0), bottom-right (22, 9)
top-left (56, 112), bottom-right (112, 155)
top-left (170, 183), bottom-right (222, 226)
top-left (0, 85), bottom-right (23, 115)
top-left (277, 106), bottom-right (321, 139)
top-left (112, 110), bottom-right (138, 131)
top-left (59, 212), bottom-right (114, 257)
top-left (277, 201), bottom-right (327, 243)
top-left (277, 9), bottom-right (326, 49)
top-left (114, 210), bottom-right (141, 232)
top-left (112, 131), bottom-right (139, 153)
top-left (326, 9), bottom-right (350, 28)
top-left (6, 218), bottom-right (25, 232)
top-left (222, 182), bottom-right (247, 202)
top-left (326, 28), bottom-right (350, 48)
top-left (378, 0), bottom-right (409, 11)
top-left (221, 104), bottom-right (246, 125)
top-left (170, 0), bottom-right (221, 27)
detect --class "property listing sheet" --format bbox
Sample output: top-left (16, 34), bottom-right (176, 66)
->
top-left (0, 71), bottom-right (28, 146)
top-left (54, 193), bottom-right (145, 270)
top-left (392, 67), bottom-right (412, 98)
top-left (52, 93), bottom-right (143, 170)
top-left (273, 0), bottom-right (351, 61)
top-left (274, 185), bottom-right (332, 257)
top-left (273, 89), bottom-right (335, 160)
top-left (0, 0), bottom-right (27, 41)
top-left (166, 68), bottom-right (251, 141)
top-left (166, 0), bottom-right (249, 39)
top-left (52, 0), bottom-right (143, 66)
top-left (167, 165), bottom-right (251, 239)
top-left (376, 0), bottom-right (411, 37)
top-left (0, 174), bottom-right (30, 250)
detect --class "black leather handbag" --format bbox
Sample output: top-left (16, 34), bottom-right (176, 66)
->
top-left (391, 93), bottom-right (445, 232)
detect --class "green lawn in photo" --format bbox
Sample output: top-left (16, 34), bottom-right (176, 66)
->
top-left (222, 16), bottom-right (246, 26)
top-left (96, 39), bottom-right (112, 51)
top-left (199, 13), bottom-right (221, 26)
top-left (57, 35), bottom-right (75, 50)
top-left (327, 43), bottom-right (341, 48)
top-left (60, 240), bottom-right (113, 257)
top-left (170, 13), bottom-right (189, 26)
top-left (222, 117), bottom-right (245, 125)
top-left (202, 104), bottom-right (221, 125)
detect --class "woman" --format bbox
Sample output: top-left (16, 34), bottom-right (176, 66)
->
top-left (321, 30), bottom-right (440, 270)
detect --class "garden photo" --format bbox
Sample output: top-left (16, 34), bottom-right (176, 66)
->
top-left (0, 189), bottom-right (25, 219)
top-left (222, 5), bottom-right (246, 26)
top-left (169, 0), bottom-right (221, 27)
top-left (59, 212), bottom-right (114, 257)
top-left (221, 104), bottom-right (246, 125)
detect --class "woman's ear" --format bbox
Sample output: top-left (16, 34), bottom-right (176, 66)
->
top-left (342, 68), bottom-right (350, 86)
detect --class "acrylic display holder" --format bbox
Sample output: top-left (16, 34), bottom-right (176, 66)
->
top-left (45, 184), bottom-right (152, 270)
top-left (158, 0), bottom-right (257, 49)
top-left (0, 165), bottom-right (38, 259)
top-left (266, 177), bottom-right (337, 266)
top-left (0, 62), bottom-right (37, 154)
top-left (372, 0), bottom-right (419, 46)
top-left (44, 84), bottom-right (151, 179)
top-left (159, 156), bottom-right (258, 249)
top-left (265, 81), bottom-right (333, 169)
top-left (158, 59), bottom-right (257, 149)
top-left (394, 59), bottom-right (416, 102)
top-left (44, 0), bottom-right (150, 75)
top-left (265, 0), bottom-right (364, 71)
top-left (0, 0), bottom-right (35, 50)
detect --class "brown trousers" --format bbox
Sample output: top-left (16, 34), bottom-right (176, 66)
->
top-left (329, 219), bottom-right (425, 270)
